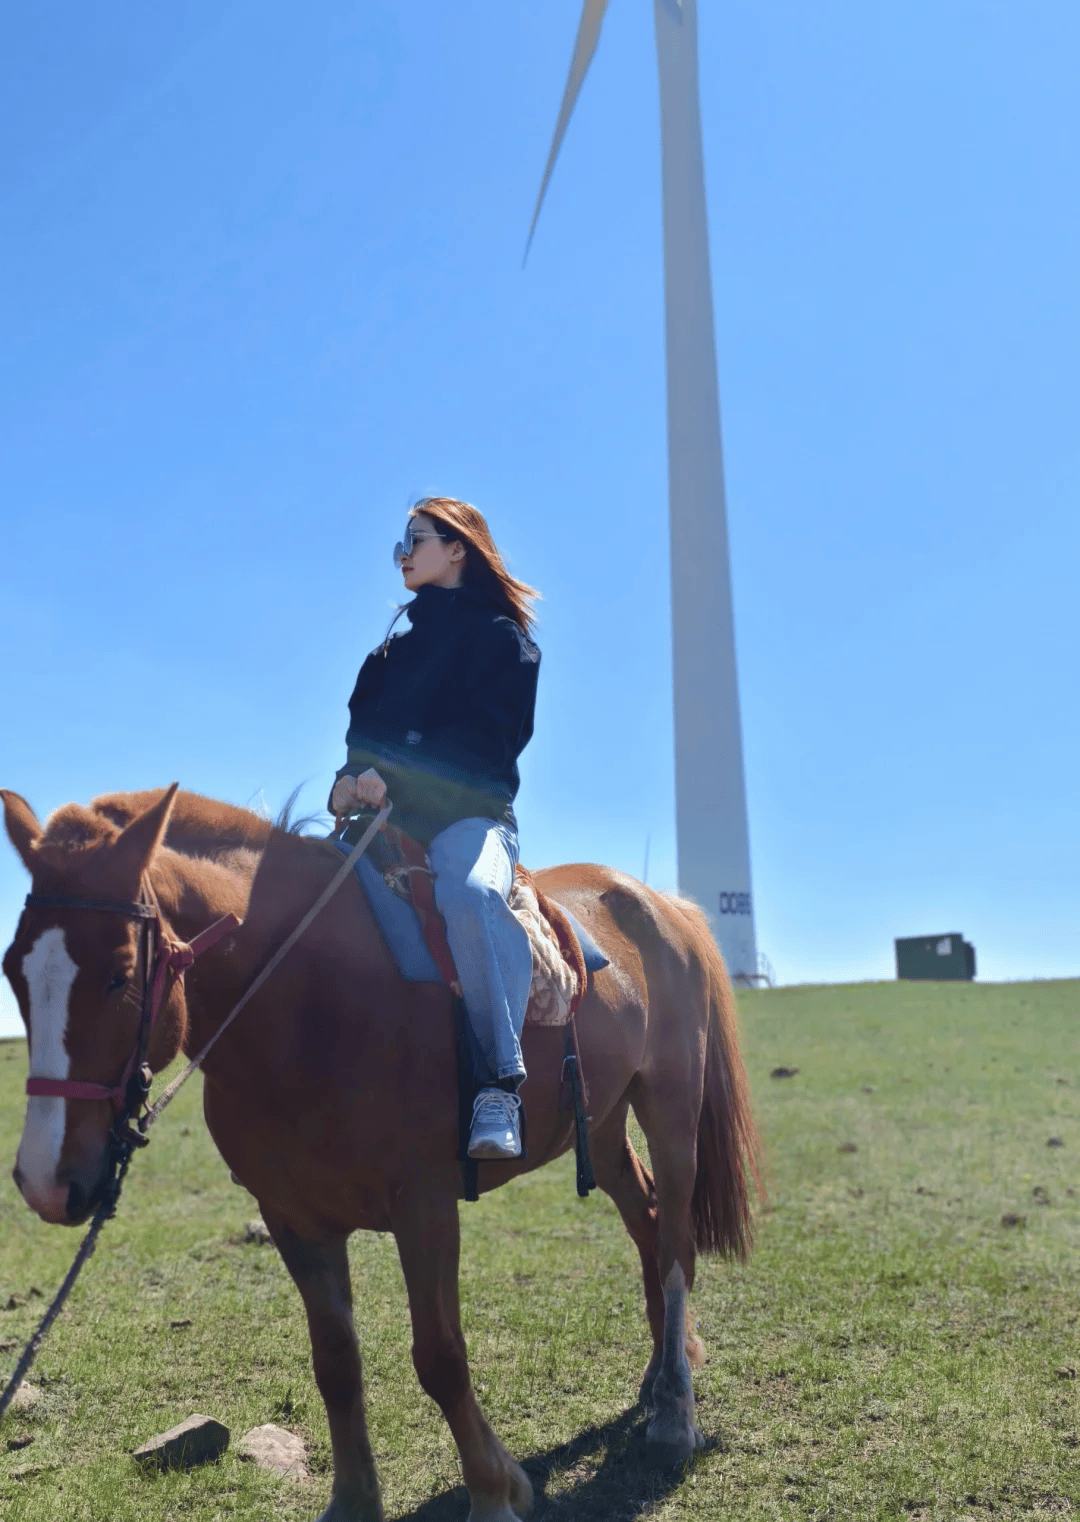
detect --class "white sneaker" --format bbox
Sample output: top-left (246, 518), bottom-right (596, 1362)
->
top-left (468, 1088), bottom-right (522, 1160)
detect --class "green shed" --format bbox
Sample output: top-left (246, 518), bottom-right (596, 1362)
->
top-left (895, 933), bottom-right (976, 981)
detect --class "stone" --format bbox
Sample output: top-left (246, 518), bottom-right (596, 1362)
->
top-left (10, 1461), bottom-right (55, 1481)
top-left (244, 1219), bottom-right (272, 1245)
top-left (1047, 1137), bottom-right (1064, 1147)
top-left (770, 1066), bottom-right (799, 1080)
top-left (237, 1423), bottom-right (309, 1482)
top-left (2, 1380), bottom-right (40, 1412)
top-left (133, 1413), bottom-right (230, 1470)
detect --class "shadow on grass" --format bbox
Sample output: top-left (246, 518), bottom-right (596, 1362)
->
top-left (393, 1404), bottom-right (716, 1522)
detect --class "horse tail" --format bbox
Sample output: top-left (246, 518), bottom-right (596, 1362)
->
top-left (662, 894), bottom-right (764, 1259)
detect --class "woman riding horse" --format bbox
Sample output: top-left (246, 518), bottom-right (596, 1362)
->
top-left (2, 502), bottom-right (760, 1517)
top-left (329, 497), bottom-right (540, 1161)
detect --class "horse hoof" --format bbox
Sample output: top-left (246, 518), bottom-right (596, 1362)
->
top-left (467, 1467), bottom-right (532, 1522)
top-left (313, 1499), bottom-right (384, 1522)
top-left (644, 1419), bottom-right (703, 1471)
top-left (508, 1459), bottom-right (534, 1515)
top-left (644, 1436), bottom-right (694, 1471)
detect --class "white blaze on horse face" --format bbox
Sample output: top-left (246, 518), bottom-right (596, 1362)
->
top-left (17, 928), bottom-right (77, 1200)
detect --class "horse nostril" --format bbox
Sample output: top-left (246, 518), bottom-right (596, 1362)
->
top-left (12, 1164), bottom-right (25, 1195)
top-left (66, 1180), bottom-right (87, 1222)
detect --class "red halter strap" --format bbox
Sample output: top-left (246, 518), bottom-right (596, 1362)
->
top-left (22, 891), bottom-right (241, 1113)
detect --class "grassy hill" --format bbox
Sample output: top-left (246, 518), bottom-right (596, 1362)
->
top-left (1, 978), bottom-right (1077, 1520)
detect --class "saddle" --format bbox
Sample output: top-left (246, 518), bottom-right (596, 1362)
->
top-left (369, 825), bottom-right (587, 1027)
top-left (342, 818), bottom-right (597, 1202)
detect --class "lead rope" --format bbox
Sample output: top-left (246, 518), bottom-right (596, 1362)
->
top-left (0, 804), bottom-right (390, 1425)
top-left (0, 1146), bottom-right (136, 1423)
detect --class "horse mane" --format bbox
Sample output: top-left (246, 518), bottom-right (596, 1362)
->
top-left (91, 788), bottom-right (276, 863)
top-left (31, 804), bottom-right (119, 875)
top-left (273, 784), bottom-right (332, 839)
top-left (71, 788), bottom-right (339, 936)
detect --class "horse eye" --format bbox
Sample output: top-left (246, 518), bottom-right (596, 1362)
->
top-left (106, 972), bottom-right (128, 994)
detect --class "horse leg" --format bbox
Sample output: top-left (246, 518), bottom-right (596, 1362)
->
top-left (589, 1102), bottom-right (665, 1399)
top-left (393, 1187), bottom-right (533, 1522)
top-left (591, 1102), bottom-right (706, 1405)
top-left (267, 1219), bottom-right (383, 1522)
top-left (630, 1093), bottom-right (707, 1467)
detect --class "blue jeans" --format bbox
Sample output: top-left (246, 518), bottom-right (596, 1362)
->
top-left (428, 817), bottom-right (532, 1085)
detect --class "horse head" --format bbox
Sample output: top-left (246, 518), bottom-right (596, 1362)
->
top-left (1, 785), bottom-right (187, 1225)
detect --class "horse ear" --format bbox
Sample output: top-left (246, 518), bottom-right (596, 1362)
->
top-left (109, 784), bottom-right (180, 889)
top-left (1, 791), bottom-right (43, 872)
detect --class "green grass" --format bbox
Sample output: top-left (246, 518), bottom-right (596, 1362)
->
top-left (1, 978), bottom-right (1077, 1520)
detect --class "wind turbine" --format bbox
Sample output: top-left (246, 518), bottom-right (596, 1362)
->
top-left (527, 0), bottom-right (759, 982)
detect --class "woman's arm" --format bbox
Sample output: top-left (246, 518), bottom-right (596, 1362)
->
top-left (327, 648), bottom-right (386, 813)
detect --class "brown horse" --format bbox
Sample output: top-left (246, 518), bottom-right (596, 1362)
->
top-left (1, 784), bottom-right (760, 1522)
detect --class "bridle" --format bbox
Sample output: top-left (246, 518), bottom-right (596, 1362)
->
top-left (21, 888), bottom-right (242, 1132)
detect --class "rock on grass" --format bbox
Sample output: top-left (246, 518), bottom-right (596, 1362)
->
top-left (0, 1379), bottom-right (40, 1412)
top-left (133, 1414), bottom-right (230, 1471)
top-left (237, 1423), bottom-right (309, 1482)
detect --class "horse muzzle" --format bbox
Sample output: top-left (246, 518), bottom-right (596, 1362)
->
top-left (13, 1153), bottom-right (111, 1227)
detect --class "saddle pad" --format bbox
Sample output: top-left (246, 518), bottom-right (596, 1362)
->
top-left (334, 840), bottom-right (609, 1021)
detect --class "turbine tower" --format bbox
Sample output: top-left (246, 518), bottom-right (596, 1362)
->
top-left (527, 0), bottom-right (758, 981)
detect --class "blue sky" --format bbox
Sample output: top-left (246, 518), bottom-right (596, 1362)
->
top-left (2, 1), bottom-right (1078, 1035)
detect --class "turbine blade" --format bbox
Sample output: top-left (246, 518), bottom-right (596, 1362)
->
top-left (524, 0), bottom-right (611, 263)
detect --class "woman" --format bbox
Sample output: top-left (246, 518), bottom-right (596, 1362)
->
top-left (329, 497), bottom-right (541, 1160)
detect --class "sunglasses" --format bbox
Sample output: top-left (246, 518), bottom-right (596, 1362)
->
top-left (392, 524), bottom-right (448, 568)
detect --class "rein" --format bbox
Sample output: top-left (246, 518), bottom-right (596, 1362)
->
top-left (0, 804), bottom-right (390, 1425)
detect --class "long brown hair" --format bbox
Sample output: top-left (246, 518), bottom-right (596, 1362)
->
top-left (410, 497), bottom-right (540, 636)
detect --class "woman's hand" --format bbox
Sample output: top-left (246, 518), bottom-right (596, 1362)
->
top-left (331, 768), bottom-right (388, 815)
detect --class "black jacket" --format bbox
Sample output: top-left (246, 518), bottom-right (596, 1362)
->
top-left (331, 583), bottom-right (540, 845)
